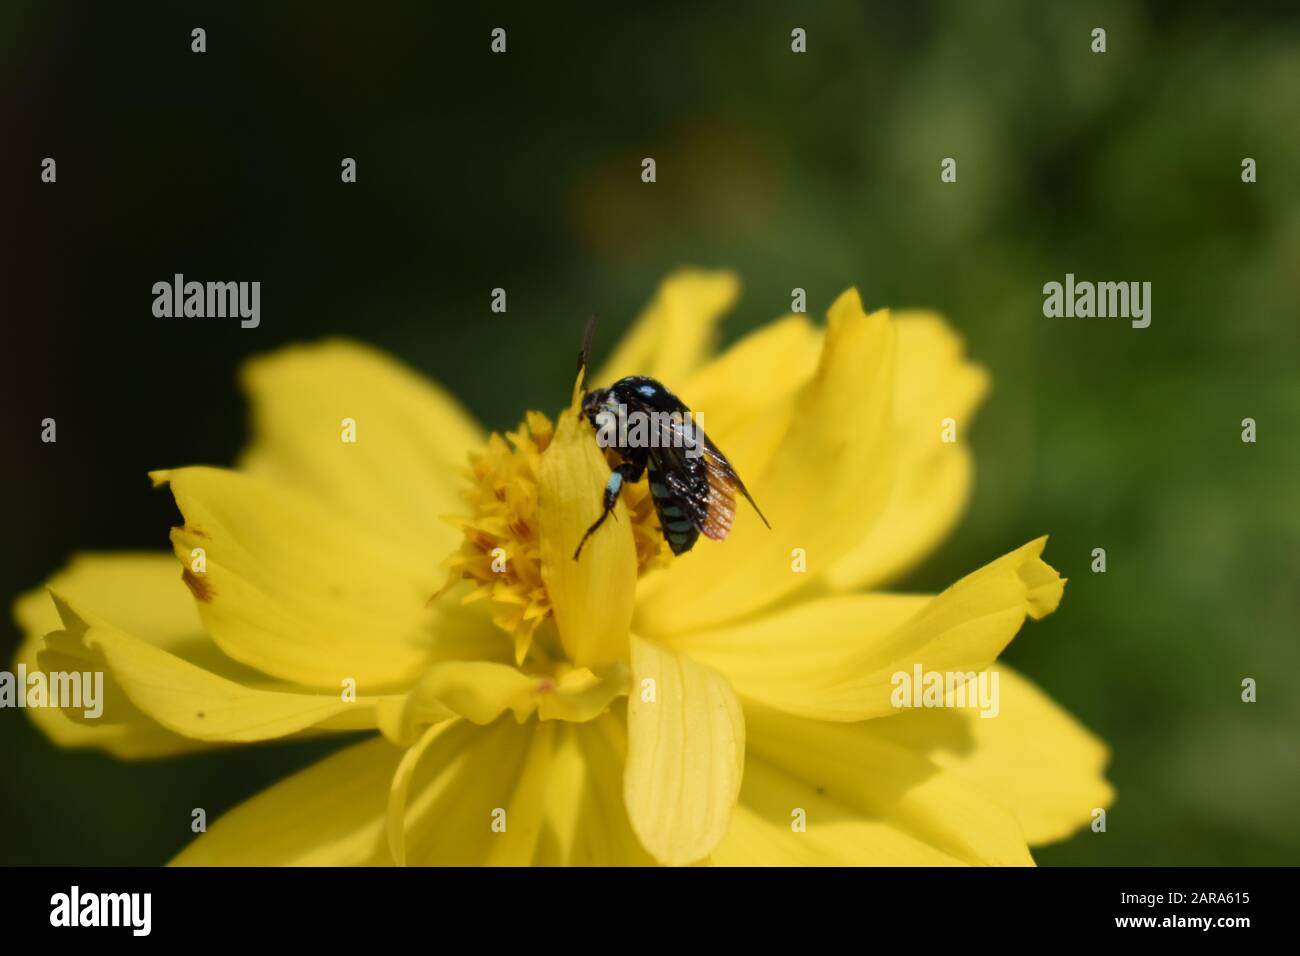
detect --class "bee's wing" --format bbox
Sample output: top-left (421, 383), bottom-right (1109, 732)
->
top-left (640, 406), bottom-right (770, 541)
top-left (701, 435), bottom-right (770, 533)
top-left (649, 439), bottom-right (764, 543)
top-left (649, 442), bottom-right (711, 528)
top-left (696, 445), bottom-right (738, 540)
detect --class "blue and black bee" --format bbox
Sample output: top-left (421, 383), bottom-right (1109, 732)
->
top-left (573, 319), bottom-right (770, 559)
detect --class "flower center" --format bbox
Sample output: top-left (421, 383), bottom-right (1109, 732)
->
top-left (439, 410), bottom-right (666, 663)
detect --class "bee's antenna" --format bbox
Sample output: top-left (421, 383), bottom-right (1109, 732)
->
top-left (578, 314), bottom-right (598, 397)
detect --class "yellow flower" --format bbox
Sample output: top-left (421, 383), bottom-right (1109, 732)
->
top-left (11, 269), bottom-right (1113, 866)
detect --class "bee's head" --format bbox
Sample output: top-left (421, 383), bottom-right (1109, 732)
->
top-left (580, 386), bottom-right (613, 429)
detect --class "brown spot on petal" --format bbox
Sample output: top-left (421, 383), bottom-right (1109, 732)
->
top-left (182, 568), bottom-right (214, 603)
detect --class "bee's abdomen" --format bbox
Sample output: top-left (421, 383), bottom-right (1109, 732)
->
top-left (648, 467), bottom-right (700, 554)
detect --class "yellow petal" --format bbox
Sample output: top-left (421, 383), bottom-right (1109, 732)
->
top-left (483, 721), bottom-right (556, 866)
top-left (12, 554), bottom-right (223, 757)
top-left (826, 313), bottom-right (990, 590)
top-left (375, 659), bottom-right (628, 746)
top-left (153, 466), bottom-right (452, 689)
top-left (636, 289), bottom-right (897, 635)
top-left (711, 706), bottom-right (1032, 866)
top-left (535, 663), bottom-right (630, 723)
top-left (714, 771), bottom-right (957, 865)
top-left (390, 716), bottom-right (551, 865)
top-left (867, 665), bottom-right (1114, 845)
top-left (534, 716), bottom-right (657, 866)
top-left (239, 339), bottom-right (482, 568)
top-left (10, 621), bottom-right (194, 759)
top-left (172, 736), bottom-right (401, 865)
top-left (16, 553), bottom-right (202, 646)
top-left (40, 593), bottom-right (393, 743)
top-left (624, 635), bottom-right (744, 865)
top-left (387, 721), bottom-right (456, 866)
top-left (676, 313), bottom-right (823, 477)
top-left (661, 538), bottom-right (1064, 721)
top-left (537, 403), bottom-right (636, 668)
top-left (593, 269), bottom-right (740, 387)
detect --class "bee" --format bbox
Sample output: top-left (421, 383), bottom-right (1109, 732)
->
top-left (573, 318), bottom-right (770, 560)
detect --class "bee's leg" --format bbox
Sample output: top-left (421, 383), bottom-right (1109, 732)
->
top-left (620, 455), bottom-right (646, 483)
top-left (573, 461), bottom-right (641, 559)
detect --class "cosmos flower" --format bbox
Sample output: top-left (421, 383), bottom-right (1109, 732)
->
top-left (12, 269), bottom-right (1113, 865)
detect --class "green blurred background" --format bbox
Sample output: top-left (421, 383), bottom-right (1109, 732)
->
top-left (2, 0), bottom-right (1297, 865)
